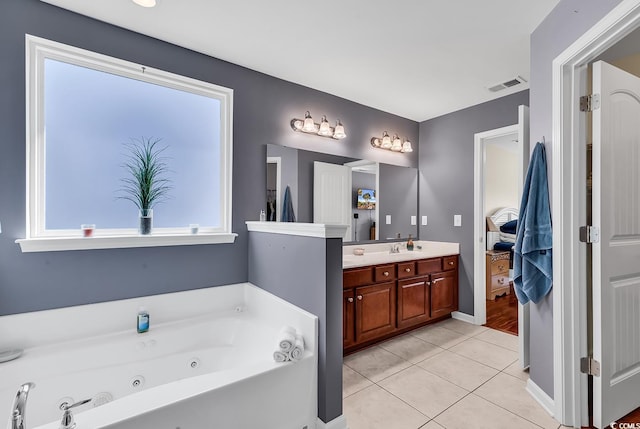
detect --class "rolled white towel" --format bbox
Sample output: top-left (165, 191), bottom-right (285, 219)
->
top-left (288, 333), bottom-right (305, 362)
top-left (273, 350), bottom-right (288, 363)
top-left (277, 326), bottom-right (296, 353)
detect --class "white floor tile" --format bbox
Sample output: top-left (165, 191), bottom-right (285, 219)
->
top-left (475, 328), bottom-right (519, 352)
top-left (417, 349), bottom-right (499, 391)
top-left (410, 325), bottom-right (469, 349)
top-left (378, 333), bottom-right (445, 364)
top-left (343, 364), bottom-right (373, 398)
top-left (474, 372), bottom-right (560, 429)
top-left (502, 360), bottom-right (529, 381)
top-left (344, 346), bottom-right (411, 383)
top-left (437, 318), bottom-right (488, 336)
top-left (343, 384), bottom-right (429, 429)
top-left (449, 337), bottom-right (518, 370)
top-left (435, 393), bottom-right (541, 429)
top-left (378, 366), bottom-right (468, 419)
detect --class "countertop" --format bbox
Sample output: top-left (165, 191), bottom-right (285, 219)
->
top-left (343, 240), bottom-right (460, 269)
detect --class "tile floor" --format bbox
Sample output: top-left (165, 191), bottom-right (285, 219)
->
top-left (343, 318), bottom-right (566, 429)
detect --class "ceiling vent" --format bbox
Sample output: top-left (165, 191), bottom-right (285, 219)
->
top-left (488, 76), bottom-right (527, 93)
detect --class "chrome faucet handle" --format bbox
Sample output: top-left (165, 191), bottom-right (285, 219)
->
top-left (59, 398), bottom-right (91, 429)
top-left (11, 382), bottom-right (35, 429)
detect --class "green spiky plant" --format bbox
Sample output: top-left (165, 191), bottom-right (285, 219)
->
top-left (118, 137), bottom-right (172, 234)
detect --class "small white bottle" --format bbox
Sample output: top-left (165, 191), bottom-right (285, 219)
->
top-left (137, 307), bottom-right (149, 333)
top-left (259, 209), bottom-right (266, 222)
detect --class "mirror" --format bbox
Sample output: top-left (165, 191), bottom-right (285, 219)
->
top-left (266, 144), bottom-right (418, 243)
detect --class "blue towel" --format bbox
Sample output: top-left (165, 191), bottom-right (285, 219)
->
top-left (513, 142), bottom-right (553, 304)
top-left (281, 185), bottom-right (296, 222)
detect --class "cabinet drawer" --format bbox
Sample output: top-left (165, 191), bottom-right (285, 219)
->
top-left (490, 259), bottom-right (509, 275)
top-left (417, 258), bottom-right (441, 275)
top-left (343, 267), bottom-right (373, 288)
top-left (374, 264), bottom-right (396, 282)
top-left (397, 261), bottom-right (416, 279)
top-left (443, 256), bottom-right (458, 271)
top-left (490, 274), bottom-right (510, 291)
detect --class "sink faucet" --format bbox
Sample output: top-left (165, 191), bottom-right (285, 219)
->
top-left (390, 243), bottom-right (401, 253)
top-left (11, 382), bottom-right (35, 429)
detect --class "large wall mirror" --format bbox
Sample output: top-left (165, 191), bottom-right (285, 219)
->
top-left (266, 144), bottom-right (418, 243)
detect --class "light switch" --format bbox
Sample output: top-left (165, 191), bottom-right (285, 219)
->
top-left (410, 215), bottom-right (417, 226)
top-left (421, 216), bottom-right (428, 226)
top-left (385, 215), bottom-right (392, 225)
top-left (454, 214), bottom-right (462, 227)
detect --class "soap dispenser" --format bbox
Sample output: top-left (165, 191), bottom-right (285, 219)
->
top-left (137, 307), bottom-right (149, 333)
top-left (407, 234), bottom-right (414, 251)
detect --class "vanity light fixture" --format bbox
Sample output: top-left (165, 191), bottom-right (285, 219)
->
top-left (290, 111), bottom-right (347, 140)
top-left (371, 132), bottom-right (413, 153)
top-left (132, 0), bottom-right (157, 7)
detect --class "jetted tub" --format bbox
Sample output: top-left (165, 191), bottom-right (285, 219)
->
top-left (0, 283), bottom-right (318, 429)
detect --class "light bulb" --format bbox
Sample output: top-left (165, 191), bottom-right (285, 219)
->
top-left (381, 132), bottom-right (392, 149)
top-left (333, 120), bottom-right (346, 139)
top-left (318, 115), bottom-right (333, 136)
top-left (391, 135), bottom-right (402, 151)
top-left (402, 141), bottom-right (413, 153)
top-left (301, 111), bottom-right (317, 133)
top-left (132, 0), bottom-right (156, 7)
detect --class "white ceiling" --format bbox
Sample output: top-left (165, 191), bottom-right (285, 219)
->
top-left (40, 0), bottom-right (560, 122)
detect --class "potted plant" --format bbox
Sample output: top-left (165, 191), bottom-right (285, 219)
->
top-left (118, 137), bottom-right (171, 235)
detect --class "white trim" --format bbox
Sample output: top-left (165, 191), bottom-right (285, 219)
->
top-left (473, 123), bottom-right (519, 326)
top-left (246, 221), bottom-right (348, 239)
top-left (451, 311), bottom-right (475, 324)
top-left (24, 34), bottom-right (234, 240)
top-left (16, 233), bottom-right (237, 252)
top-left (551, 1), bottom-right (640, 427)
top-left (316, 415), bottom-right (348, 429)
top-left (526, 379), bottom-right (555, 417)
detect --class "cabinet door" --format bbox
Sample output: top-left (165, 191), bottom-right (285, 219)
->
top-left (355, 282), bottom-right (396, 343)
top-left (343, 289), bottom-right (356, 348)
top-left (431, 270), bottom-right (458, 319)
top-left (397, 276), bottom-right (431, 329)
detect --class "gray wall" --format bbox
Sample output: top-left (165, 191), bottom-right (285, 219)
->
top-left (379, 164), bottom-right (419, 241)
top-left (0, 0), bottom-right (418, 316)
top-left (418, 90), bottom-right (529, 315)
top-left (248, 232), bottom-right (343, 422)
top-left (528, 0), bottom-right (622, 398)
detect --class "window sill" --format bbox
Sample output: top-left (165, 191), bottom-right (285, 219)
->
top-left (16, 233), bottom-right (238, 253)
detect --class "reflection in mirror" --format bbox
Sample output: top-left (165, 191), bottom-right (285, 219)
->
top-left (266, 144), bottom-right (418, 243)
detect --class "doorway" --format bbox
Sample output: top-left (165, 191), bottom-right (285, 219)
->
top-left (552, 2), bottom-right (640, 427)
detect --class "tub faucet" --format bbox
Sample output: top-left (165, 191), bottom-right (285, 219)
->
top-left (390, 243), bottom-right (401, 253)
top-left (11, 382), bottom-right (35, 429)
top-left (59, 398), bottom-right (92, 429)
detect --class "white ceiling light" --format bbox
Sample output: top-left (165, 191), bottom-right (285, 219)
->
top-left (132, 0), bottom-right (156, 8)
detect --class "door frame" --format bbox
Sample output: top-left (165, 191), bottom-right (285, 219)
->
top-left (473, 123), bottom-right (519, 325)
top-left (552, 1), bottom-right (640, 426)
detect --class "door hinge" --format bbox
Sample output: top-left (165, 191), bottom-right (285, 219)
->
top-left (580, 94), bottom-right (600, 112)
top-left (581, 357), bottom-right (601, 377)
top-left (579, 225), bottom-right (600, 243)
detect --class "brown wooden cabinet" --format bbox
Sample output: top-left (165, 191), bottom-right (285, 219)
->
top-left (343, 289), bottom-right (355, 348)
top-left (344, 254), bottom-right (459, 354)
top-left (355, 282), bottom-right (396, 343)
top-left (486, 250), bottom-right (510, 300)
top-left (397, 276), bottom-right (430, 329)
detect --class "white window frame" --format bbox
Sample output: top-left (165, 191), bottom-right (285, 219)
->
top-left (17, 35), bottom-right (236, 252)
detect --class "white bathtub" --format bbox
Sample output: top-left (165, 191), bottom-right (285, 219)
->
top-left (0, 283), bottom-right (318, 429)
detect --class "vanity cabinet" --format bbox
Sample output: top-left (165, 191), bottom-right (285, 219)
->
top-left (343, 254), bottom-right (458, 353)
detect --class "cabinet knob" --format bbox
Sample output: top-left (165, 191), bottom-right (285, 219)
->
top-left (426, 281), bottom-right (431, 286)
top-left (357, 295), bottom-right (363, 301)
top-left (498, 265), bottom-right (504, 271)
top-left (498, 278), bottom-right (504, 284)
top-left (405, 268), bottom-right (411, 273)
top-left (347, 297), bottom-right (354, 303)
top-left (383, 271), bottom-right (389, 276)
top-left (449, 261), bottom-right (454, 266)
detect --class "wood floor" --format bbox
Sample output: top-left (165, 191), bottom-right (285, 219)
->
top-left (484, 291), bottom-right (518, 335)
top-left (597, 407), bottom-right (640, 429)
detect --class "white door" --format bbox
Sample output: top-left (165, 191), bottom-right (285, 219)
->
top-left (313, 161), bottom-right (351, 241)
top-left (517, 105), bottom-right (531, 369)
top-left (592, 60), bottom-right (640, 428)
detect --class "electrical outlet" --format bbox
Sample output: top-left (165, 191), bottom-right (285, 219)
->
top-left (410, 215), bottom-right (416, 225)
top-left (454, 215), bottom-right (462, 227)
top-left (421, 216), bottom-right (428, 226)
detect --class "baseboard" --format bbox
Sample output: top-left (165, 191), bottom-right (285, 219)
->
top-left (451, 311), bottom-right (476, 324)
top-left (526, 379), bottom-right (555, 417)
top-left (316, 415), bottom-right (348, 429)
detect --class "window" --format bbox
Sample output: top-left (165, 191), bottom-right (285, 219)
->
top-left (18, 35), bottom-right (235, 252)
